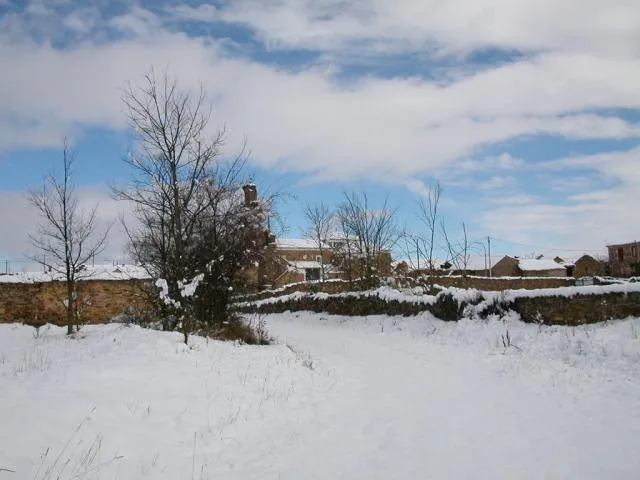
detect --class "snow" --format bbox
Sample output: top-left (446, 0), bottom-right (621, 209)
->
top-left (237, 282), bottom-right (640, 309)
top-left (457, 254), bottom-right (499, 271)
top-left (487, 281), bottom-right (640, 301)
top-left (2, 314), bottom-right (640, 479)
top-left (274, 238), bottom-right (322, 250)
top-left (517, 258), bottom-right (565, 271)
top-left (0, 264), bottom-right (150, 283)
top-left (288, 260), bottom-right (322, 270)
top-left (235, 286), bottom-right (438, 308)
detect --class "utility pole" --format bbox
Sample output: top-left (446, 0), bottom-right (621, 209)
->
top-left (416, 237), bottom-right (420, 271)
top-left (5, 260), bottom-right (8, 275)
top-left (487, 236), bottom-right (492, 278)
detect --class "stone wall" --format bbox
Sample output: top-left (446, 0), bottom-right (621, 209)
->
top-left (237, 276), bottom-right (575, 304)
top-left (512, 291), bottom-right (640, 326)
top-left (0, 279), bottom-right (152, 326)
top-left (522, 268), bottom-right (567, 278)
top-left (238, 287), bottom-right (640, 327)
top-left (236, 279), bottom-right (370, 303)
top-left (411, 276), bottom-right (574, 291)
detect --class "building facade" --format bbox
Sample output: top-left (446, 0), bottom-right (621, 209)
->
top-left (608, 241), bottom-right (640, 277)
top-left (491, 256), bottom-right (520, 277)
top-left (489, 256), bottom-right (568, 278)
top-left (240, 185), bottom-right (392, 290)
top-left (570, 255), bottom-right (606, 278)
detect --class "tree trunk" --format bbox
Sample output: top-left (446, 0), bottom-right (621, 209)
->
top-left (66, 280), bottom-right (74, 335)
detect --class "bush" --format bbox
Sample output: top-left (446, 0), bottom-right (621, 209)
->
top-left (200, 314), bottom-right (272, 345)
top-left (430, 293), bottom-right (464, 321)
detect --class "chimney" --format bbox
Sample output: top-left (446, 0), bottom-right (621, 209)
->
top-left (242, 184), bottom-right (258, 207)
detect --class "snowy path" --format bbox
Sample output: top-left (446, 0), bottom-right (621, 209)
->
top-left (262, 314), bottom-right (640, 479)
top-left (1, 314), bottom-right (640, 479)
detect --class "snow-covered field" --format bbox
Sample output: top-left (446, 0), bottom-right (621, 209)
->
top-left (2, 313), bottom-right (640, 479)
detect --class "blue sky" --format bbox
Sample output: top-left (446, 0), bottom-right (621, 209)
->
top-left (1, 0), bottom-right (639, 270)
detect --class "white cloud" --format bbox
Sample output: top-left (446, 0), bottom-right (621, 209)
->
top-left (477, 176), bottom-right (517, 191)
top-left (0, 1), bottom-right (639, 257)
top-left (210, 0), bottom-right (640, 58)
top-left (0, 29), bottom-right (638, 179)
top-left (166, 4), bottom-right (219, 22)
top-left (0, 186), bottom-right (130, 264)
top-left (454, 153), bottom-right (526, 174)
top-left (482, 148), bottom-right (640, 253)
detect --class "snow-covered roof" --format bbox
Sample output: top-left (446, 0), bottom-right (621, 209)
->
top-left (557, 255), bottom-right (587, 267)
top-left (517, 258), bottom-right (565, 271)
top-left (288, 260), bottom-right (322, 270)
top-left (392, 259), bottom-right (411, 268)
top-left (559, 254), bottom-right (607, 266)
top-left (275, 238), bottom-right (324, 250)
top-left (459, 255), bottom-right (501, 271)
top-left (0, 264), bottom-right (151, 283)
top-left (397, 257), bottom-right (447, 270)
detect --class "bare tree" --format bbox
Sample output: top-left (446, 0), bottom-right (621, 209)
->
top-left (29, 139), bottom-right (110, 335)
top-left (441, 221), bottom-right (472, 273)
top-left (303, 202), bottom-right (334, 281)
top-left (336, 191), bottom-right (397, 288)
top-left (397, 228), bottom-right (421, 273)
top-left (414, 179), bottom-right (442, 272)
top-left (113, 70), bottom-right (269, 342)
top-left (332, 209), bottom-right (356, 286)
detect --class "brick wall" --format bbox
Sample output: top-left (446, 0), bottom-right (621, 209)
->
top-left (0, 279), bottom-right (152, 326)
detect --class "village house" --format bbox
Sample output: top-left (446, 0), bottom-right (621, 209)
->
top-left (393, 254), bottom-right (568, 279)
top-left (561, 254), bottom-right (607, 278)
top-left (241, 185), bottom-right (392, 290)
top-left (490, 256), bottom-right (520, 277)
top-left (518, 258), bottom-right (567, 277)
top-left (490, 256), bottom-right (568, 277)
top-left (607, 241), bottom-right (640, 277)
top-left (258, 236), bottom-right (392, 288)
top-left (452, 255), bottom-right (501, 276)
top-left (265, 238), bottom-right (335, 285)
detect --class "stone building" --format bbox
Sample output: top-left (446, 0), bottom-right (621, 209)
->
top-left (490, 256), bottom-right (567, 278)
top-left (241, 185), bottom-right (392, 290)
top-left (564, 254), bottom-right (606, 278)
top-left (607, 241), bottom-right (640, 277)
top-left (517, 258), bottom-right (567, 277)
top-left (265, 238), bottom-right (335, 285)
top-left (491, 256), bottom-right (520, 277)
top-left (259, 237), bottom-right (392, 289)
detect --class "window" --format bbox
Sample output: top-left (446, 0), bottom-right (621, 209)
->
top-left (618, 248), bottom-right (624, 262)
top-left (633, 245), bottom-right (638, 258)
top-left (316, 255), bottom-right (322, 263)
top-left (305, 268), bottom-right (320, 281)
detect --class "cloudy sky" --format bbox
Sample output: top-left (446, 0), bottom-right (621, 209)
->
top-left (1, 0), bottom-right (639, 269)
